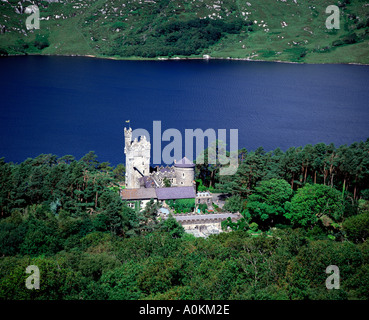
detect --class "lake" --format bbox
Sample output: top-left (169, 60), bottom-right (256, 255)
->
top-left (0, 56), bottom-right (368, 166)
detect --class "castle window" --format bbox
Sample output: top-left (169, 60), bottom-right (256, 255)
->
top-left (183, 173), bottom-right (185, 177)
top-left (181, 182), bottom-right (183, 185)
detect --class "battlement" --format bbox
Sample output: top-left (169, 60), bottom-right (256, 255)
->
top-left (124, 127), bottom-right (150, 155)
top-left (131, 135), bottom-right (150, 150)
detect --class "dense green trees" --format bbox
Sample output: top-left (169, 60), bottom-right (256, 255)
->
top-left (208, 139), bottom-right (369, 239)
top-left (0, 151), bottom-right (140, 258)
top-left (285, 184), bottom-right (344, 227)
top-left (343, 212), bottom-right (369, 243)
top-left (111, 17), bottom-right (252, 58)
top-left (245, 179), bottom-right (293, 227)
top-left (0, 152), bottom-right (125, 218)
top-left (2, 228), bottom-right (368, 300)
top-left (1, 139), bottom-right (369, 300)
top-left (223, 194), bottom-right (245, 213)
top-left (33, 35), bottom-right (50, 50)
top-left (161, 215), bottom-right (185, 239)
top-left (214, 139), bottom-right (369, 200)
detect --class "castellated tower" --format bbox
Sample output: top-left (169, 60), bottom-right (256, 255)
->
top-left (124, 127), bottom-right (151, 189)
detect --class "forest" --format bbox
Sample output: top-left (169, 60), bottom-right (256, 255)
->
top-left (0, 139), bottom-right (369, 300)
top-left (109, 17), bottom-right (253, 58)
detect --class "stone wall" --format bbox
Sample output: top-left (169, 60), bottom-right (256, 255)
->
top-left (124, 127), bottom-right (151, 189)
top-left (174, 166), bottom-right (195, 187)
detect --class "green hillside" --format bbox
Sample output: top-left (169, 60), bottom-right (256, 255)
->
top-left (0, 0), bottom-right (369, 63)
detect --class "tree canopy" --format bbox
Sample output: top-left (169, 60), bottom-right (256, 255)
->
top-left (1, 139), bottom-right (369, 300)
top-left (285, 184), bottom-right (344, 227)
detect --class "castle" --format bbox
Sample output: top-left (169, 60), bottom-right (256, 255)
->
top-left (120, 125), bottom-right (242, 237)
top-left (121, 126), bottom-right (196, 210)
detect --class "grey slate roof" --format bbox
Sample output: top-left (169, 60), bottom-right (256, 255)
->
top-left (174, 156), bottom-right (195, 168)
top-left (156, 186), bottom-right (196, 200)
top-left (139, 176), bottom-right (156, 188)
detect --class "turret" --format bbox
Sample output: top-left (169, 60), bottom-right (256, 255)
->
top-left (124, 126), bottom-right (151, 189)
top-left (124, 127), bottom-right (132, 153)
top-left (174, 157), bottom-right (195, 187)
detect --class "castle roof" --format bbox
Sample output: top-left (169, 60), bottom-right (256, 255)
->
top-left (139, 176), bottom-right (156, 188)
top-left (174, 156), bottom-right (195, 168)
top-left (156, 186), bottom-right (196, 200)
top-left (120, 186), bottom-right (196, 201)
top-left (121, 188), bottom-right (157, 200)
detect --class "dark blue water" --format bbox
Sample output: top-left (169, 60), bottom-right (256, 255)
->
top-left (0, 56), bottom-right (368, 166)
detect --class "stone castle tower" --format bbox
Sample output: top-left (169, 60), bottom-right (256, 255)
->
top-left (124, 127), bottom-right (151, 189)
top-left (174, 157), bottom-right (195, 187)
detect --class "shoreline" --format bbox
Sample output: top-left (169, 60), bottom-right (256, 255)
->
top-left (3, 52), bottom-right (369, 66)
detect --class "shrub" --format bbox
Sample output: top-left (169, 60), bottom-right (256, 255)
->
top-left (34, 35), bottom-right (50, 50)
top-left (343, 212), bottom-right (369, 243)
top-left (249, 222), bottom-right (259, 232)
top-left (224, 194), bottom-right (245, 213)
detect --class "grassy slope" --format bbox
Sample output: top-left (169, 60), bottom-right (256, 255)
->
top-left (0, 0), bottom-right (368, 64)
